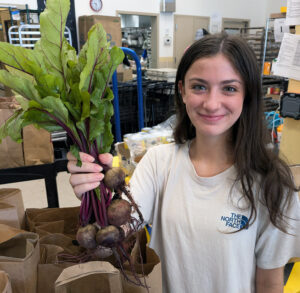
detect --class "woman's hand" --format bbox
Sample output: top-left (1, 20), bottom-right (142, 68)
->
top-left (67, 152), bottom-right (113, 200)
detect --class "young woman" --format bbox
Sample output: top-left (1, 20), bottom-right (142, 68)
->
top-left (67, 34), bottom-right (300, 293)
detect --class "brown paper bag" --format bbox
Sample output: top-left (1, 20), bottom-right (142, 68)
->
top-left (55, 261), bottom-right (123, 293)
top-left (37, 244), bottom-right (75, 293)
top-left (290, 165), bottom-right (300, 198)
top-left (23, 124), bottom-right (54, 166)
top-left (288, 165), bottom-right (300, 263)
top-left (0, 98), bottom-right (25, 169)
top-left (0, 203), bottom-right (19, 228)
top-left (0, 225), bottom-right (40, 293)
top-left (122, 247), bottom-right (162, 293)
top-left (122, 229), bottom-right (162, 293)
top-left (0, 224), bottom-right (24, 243)
top-left (39, 234), bottom-right (82, 256)
top-left (0, 189), bottom-right (25, 229)
top-left (38, 262), bottom-right (75, 293)
top-left (0, 270), bottom-right (12, 293)
top-left (26, 207), bottom-right (80, 237)
top-left (34, 221), bottom-right (65, 238)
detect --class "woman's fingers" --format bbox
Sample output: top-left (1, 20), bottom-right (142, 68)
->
top-left (73, 182), bottom-right (101, 200)
top-left (67, 160), bottom-right (102, 174)
top-left (69, 172), bottom-right (104, 187)
top-left (69, 173), bottom-right (104, 199)
top-left (66, 151), bottom-right (112, 200)
top-left (66, 151), bottom-right (95, 163)
top-left (99, 153), bottom-right (113, 168)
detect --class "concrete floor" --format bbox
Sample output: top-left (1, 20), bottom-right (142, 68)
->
top-left (0, 171), bottom-right (80, 209)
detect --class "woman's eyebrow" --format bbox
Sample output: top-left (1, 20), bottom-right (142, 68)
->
top-left (188, 78), bottom-right (242, 85)
top-left (188, 78), bottom-right (208, 83)
top-left (221, 79), bottom-right (243, 85)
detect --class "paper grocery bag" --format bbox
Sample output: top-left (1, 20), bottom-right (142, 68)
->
top-left (0, 227), bottom-right (40, 293)
top-left (122, 229), bottom-right (162, 293)
top-left (0, 189), bottom-right (25, 229)
top-left (37, 244), bottom-right (75, 293)
top-left (23, 124), bottom-right (54, 166)
top-left (0, 224), bottom-right (24, 243)
top-left (38, 262), bottom-right (75, 293)
top-left (122, 247), bottom-right (162, 293)
top-left (0, 270), bottom-right (12, 293)
top-left (39, 233), bottom-right (82, 256)
top-left (26, 207), bottom-right (80, 237)
top-left (0, 99), bottom-right (25, 169)
top-left (290, 165), bottom-right (300, 199)
top-left (0, 203), bottom-right (19, 228)
top-left (288, 165), bottom-right (300, 263)
top-left (55, 261), bottom-right (123, 293)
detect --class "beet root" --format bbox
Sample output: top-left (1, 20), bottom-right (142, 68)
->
top-left (107, 199), bottom-right (131, 226)
top-left (76, 224), bottom-right (98, 250)
top-left (104, 167), bottom-right (126, 190)
top-left (91, 245), bottom-right (113, 259)
top-left (96, 225), bottom-right (124, 247)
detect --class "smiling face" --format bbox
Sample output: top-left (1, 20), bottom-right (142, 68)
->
top-left (178, 54), bottom-right (245, 141)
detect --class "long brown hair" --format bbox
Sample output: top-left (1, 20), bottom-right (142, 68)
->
top-left (174, 33), bottom-right (298, 232)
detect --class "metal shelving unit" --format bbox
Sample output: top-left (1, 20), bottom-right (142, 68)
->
top-left (225, 26), bottom-right (265, 71)
top-left (261, 18), bottom-right (284, 74)
top-left (225, 22), bottom-right (287, 96)
top-left (122, 27), bottom-right (152, 67)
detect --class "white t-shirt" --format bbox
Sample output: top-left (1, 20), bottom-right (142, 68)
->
top-left (130, 142), bottom-right (300, 293)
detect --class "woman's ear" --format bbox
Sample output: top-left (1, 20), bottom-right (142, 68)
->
top-left (178, 80), bottom-right (186, 104)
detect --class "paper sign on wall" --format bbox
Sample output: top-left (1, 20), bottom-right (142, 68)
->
top-left (286, 0), bottom-right (300, 26)
top-left (210, 13), bottom-right (222, 34)
top-left (274, 18), bottom-right (290, 42)
top-left (273, 33), bottom-right (300, 81)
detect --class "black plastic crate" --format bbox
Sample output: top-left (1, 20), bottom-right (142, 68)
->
top-left (263, 97), bottom-right (280, 112)
top-left (145, 81), bottom-right (175, 126)
top-left (111, 79), bottom-right (176, 140)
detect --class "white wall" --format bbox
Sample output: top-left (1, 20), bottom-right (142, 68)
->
top-left (0, 0), bottom-right (37, 8)
top-left (159, 12), bottom-right (174, 57)
top-left (0, 0), bottom-right (286, 59)
top-left (74, 0), bottom-right (159, 17)
top-left (266, 0), bottom-right (286, 19)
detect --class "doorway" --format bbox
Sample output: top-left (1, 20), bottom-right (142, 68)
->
top-left (174, 15), bottom-right (210, 67)
top-left (223, 18), bottom-right (250, 34)
top-left (117, 11), bottom-right (158, 68)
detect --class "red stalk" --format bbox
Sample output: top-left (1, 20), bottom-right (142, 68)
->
top-left (91, 190), bottom-right (103, 226)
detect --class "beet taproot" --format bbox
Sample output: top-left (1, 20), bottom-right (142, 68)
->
top-left (107, 199), bottom-right (131, 226)
top-left (76, 224), bottom-right (98, 250)
top-left (96, 225), bottom-right (124, 247)
top-left (104, 167), bottom-right (126, 190)
top-left (91, 245), bottom-right (113, 259)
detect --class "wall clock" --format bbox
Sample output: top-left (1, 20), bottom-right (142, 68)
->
top-left (90, 0), bottom-right (103, 12)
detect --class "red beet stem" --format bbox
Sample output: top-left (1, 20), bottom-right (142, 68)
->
top-left (85, 192), bottom-right (90, 219)
top-left (91, 191), bottom-right (102, 226)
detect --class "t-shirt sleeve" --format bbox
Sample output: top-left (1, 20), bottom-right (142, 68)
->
top-left (129, 147), bottom-right (159, 225)
top-left (255, 191), bottom-right (300, 269)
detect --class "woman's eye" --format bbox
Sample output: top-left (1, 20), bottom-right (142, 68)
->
top-left (192, 84), bottom-right (206, 91)
top-left (223, 86), bottom-right (237, 92)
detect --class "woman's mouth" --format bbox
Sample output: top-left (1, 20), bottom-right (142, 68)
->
top-left (199, 114), bottom-right (225, 122)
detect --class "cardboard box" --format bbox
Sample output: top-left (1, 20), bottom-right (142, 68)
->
top-left (0, 9), bottom-right (11, 43)
top-left (78, 15), bottom-right (122, 49)
top-left (270, 12), bottom-right (286, 19)
top-left (117, 65), bottom-right (133, 82)
top-left (290, 165), bottom-right (300, 199)
top-left (114, 142), bottom-right (135, 176)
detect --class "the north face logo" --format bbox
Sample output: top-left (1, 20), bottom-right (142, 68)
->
top-left (220, 213), bottom-right (249, 229)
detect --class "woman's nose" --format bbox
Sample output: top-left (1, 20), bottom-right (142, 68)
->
top-left (202, 90), bottom-right (221, 112)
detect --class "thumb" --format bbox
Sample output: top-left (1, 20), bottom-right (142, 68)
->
top-left (98, 153), bottom-right (113, 169)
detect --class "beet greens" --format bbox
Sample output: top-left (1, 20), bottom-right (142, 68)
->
top-left (0, 0), bottom-right (124, 227)
top-left (0, 0), bottom-right (148, 288)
